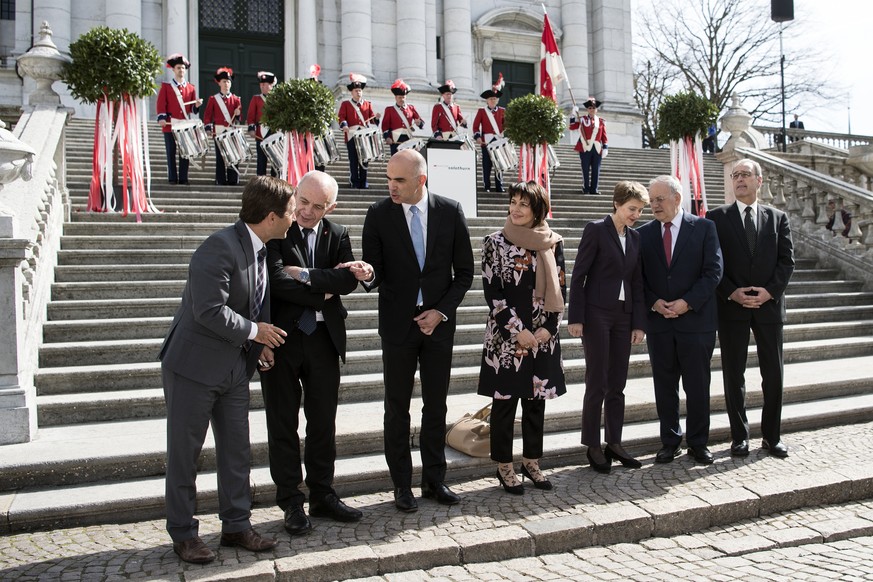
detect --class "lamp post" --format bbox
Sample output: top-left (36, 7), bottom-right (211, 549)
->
top-left (771, 2), bottom-right (794, 153)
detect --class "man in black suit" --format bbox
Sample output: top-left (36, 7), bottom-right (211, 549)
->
top-left (361, 149), bottom-right (474, 512)
top-left (260, 171), bottom-right (374, 535)
top-left (706, 159), bottom-right (795, 458)
top-left (639, 176), bottom-right (723, 465)
top-left (160, 176), bottom-right (292, 563)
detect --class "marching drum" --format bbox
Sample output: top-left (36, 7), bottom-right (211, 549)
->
top-left (313, 131), bottom-right (341, 167)
top-left (486, 138), bottom-right (519, 173)
top-left (350, 126), bottom-right (384, 166)
top-left (260, 132), bottom-right (286, 173)
top-left (215, 127), bottom-right (251, 168)
top-left (397, 137), bottom-right (426, 152)
top-left (171, 119), bottom-right (209, 159)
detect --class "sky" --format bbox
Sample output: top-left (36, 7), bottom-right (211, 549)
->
top-left (631, 1), bottom-right (872, 137)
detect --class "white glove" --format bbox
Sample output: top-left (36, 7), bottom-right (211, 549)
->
top-left (572, 106), bottom-right (580, 116)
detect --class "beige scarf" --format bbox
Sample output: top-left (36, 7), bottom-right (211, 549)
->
top-left (502, 217), bottom-right (564, 313)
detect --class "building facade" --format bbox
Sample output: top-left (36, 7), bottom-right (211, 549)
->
top-left (0, 0), bottom-right (641, 146)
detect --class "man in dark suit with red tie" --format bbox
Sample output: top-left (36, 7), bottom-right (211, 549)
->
top-left (639, 175), bottom-right (723, 465)
top-left (361, 149), bottom-right (474, 512)
top-left (159, 176), bottom-right (293, 563)
top-left (706, 159), bottom-right (795, 458)
top-left (260, 171), bottom-right (374, 535)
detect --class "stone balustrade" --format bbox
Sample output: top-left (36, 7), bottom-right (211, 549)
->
top-left (752, 125), bottom-right (873, 151)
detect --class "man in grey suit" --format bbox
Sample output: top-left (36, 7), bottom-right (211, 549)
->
top-left (159, 176), bottom-right (294, 564)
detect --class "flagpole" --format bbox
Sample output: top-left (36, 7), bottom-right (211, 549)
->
top-left (541, 3), bottom-right (578, 108)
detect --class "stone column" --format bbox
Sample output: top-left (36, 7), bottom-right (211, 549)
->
top-left (587, 0), bottom-right (633, 106)
top-left (396, 1), bottom-right (429, 86)
top-left (297, 0), bottom-right (318, 77)
top-left (340, 0), bottom-right (374, 82)
top-left (32, 0), bottom-right (70, 53)
top-left (164, 0), bottom-right (189, 62)
top-left (442, 0), bottom-right (473, 96)
top-left (561, 0), bottom-right (589, 108)
top-left (106, 0), bottom-right (142, 35)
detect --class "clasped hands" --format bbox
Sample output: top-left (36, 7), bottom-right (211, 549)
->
top-left (729, 286), bottom-right (772, 308)
top-left (652, 298), bottom-right (690, 318)
top-left (516, 327), bottom-right (551, 350)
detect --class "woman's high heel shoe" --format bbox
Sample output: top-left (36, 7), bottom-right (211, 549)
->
top-left (605, 443), bottom-right (642, 468)
top-left (520, 460), bottom-right (553, 491)
top-left (587, 446), bottom-right (611, 474)
top-left (496, 465), bottom-right (524, 495)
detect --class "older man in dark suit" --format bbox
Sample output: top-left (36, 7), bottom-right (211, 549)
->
top-left (706, 159), bottom-right (795, 458)
top-left (639, 176), bottom-right (723, 465)
top-left (361, 149), bottom-right (474, 512)
top-left (260, 171), bottom-right (374, 536)
top-left (159, 176), bottom-right (293, 563)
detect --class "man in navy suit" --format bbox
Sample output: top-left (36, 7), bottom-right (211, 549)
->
top-left (159, 176), bottom-right (293, 563)
top-left (706, 159), bottom-right (795, 458)
top-left (639, 176), bottom-right (723, 465)
top-left (361, 149), bottom-right (474, 512)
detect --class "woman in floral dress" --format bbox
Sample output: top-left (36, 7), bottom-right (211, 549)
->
top-left (478, 181), bottom-right (566, 494)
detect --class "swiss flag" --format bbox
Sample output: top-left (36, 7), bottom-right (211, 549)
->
top-left (539, 14), bottom-right (567, 102)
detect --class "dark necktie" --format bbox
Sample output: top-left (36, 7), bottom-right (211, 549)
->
top-left (744, 207), bottom-right (757, 255)
top-left (663, 223), bottom-right (672, 267)
top-left (410, 206), bottom-right (425, 304)
top-left (297, 228), bottom-right (317, 335)
top-left (252, 247), bottom-right (267, 321)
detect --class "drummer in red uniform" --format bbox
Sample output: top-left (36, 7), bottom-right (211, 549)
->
top-left (569, 96), bottom-right (608, 195)
top-left (431, 80), bottom-right (467, 140)
top-left (156, 53), bottom-right (202, 185)
top-left (203, 67), bottom-right (243, 186)
top-left (337, 73), bottom-right (380, 189)
top-left (473, 75), bottom-right (506, 193)
top-left (381, 79), bottom-right (425, 156)
top-left (246, 71), bottom-right (277, 177)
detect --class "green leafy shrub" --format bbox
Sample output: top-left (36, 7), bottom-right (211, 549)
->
top-left (656, 91), bottom-right (718, 143)
top-left (503, 94), bottom-right (566, 145)
top-left (261, 79), bottom-right (336, 135)
top-left (63, 26), bottom-right (162, 103)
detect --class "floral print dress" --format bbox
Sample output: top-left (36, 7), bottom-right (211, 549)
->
top-left (477, 231), bottom-right (567, 400)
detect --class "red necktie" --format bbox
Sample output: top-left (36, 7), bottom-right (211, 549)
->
top-left (663, 223), bottom-right (672, 266)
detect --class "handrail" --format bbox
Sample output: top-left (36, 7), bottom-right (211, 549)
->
top-left (752, 125), bottom-right (873, 150)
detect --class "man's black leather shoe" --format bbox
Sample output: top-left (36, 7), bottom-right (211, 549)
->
top-left (283, 505), bottom-right (312, 536)
top-left (655, 444), bottom-right (682, 463)
top-left (688, 445), bottom-right (714, 465)
top-left (173, 536), bottom-right (215, 564)
top-left (394, 487), bottom-right (418, 512)
top-left (731, 440), bottom-right (750, 457)
top-left (762, 439), bottom-right (789, 458)
top-left (310, 493), bottom-right (363, 522)
top-left (421, 481), bottom-right (461, 505)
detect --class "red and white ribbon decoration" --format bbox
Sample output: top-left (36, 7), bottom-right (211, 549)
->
top-left (671, 135), bottom-right (708, 216)
top-left (283, 130), bottom-right (315, 186)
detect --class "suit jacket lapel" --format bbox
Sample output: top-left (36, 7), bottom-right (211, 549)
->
top-left (390, 202), bottom-right (419, 269)
top-left (314, 219), bottom-right (332, 268)
top-left (756, 206), bottom-right (768, 250)
top-left (728, 203), bottom-right (753, 258)
top-left (288, 223), bottom-right (309, 267)
top-left (234, 220), bottom-right (257, 315)
top-left (671, 214), bottom-right (693, 265)
top-left (425, 194), bottom-right (443, 268)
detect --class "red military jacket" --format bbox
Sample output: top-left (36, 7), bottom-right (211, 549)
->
top-left (337, 99), bottom-right (379, 143)
top-left (203, 92), bottom-right (241, 133)
top-left (431, 102), bottom-right (465, 137)
top-left (381, 104), bottom-right (423, 140)
top-left (156, 81), bottom-right (199, 133)
top-left (246, 94), bottom-right (268, 140)
top-left (473, 106), bottom-right (505, 143)
top-left (569, 114), bottom-right (608, 154)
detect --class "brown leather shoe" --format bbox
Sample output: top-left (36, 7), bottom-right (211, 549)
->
top-left (173, 536), bottom-right (216, 564)
top-left (219, 527), bottom-right (278, 552)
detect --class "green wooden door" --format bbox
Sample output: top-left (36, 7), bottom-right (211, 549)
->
top-left (490, 60), bottom-right (535, 108)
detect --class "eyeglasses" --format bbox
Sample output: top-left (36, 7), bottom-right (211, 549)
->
top-left (731, 171), bottom-right (755, 179)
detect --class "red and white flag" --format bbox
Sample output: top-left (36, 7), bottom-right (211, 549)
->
top-left (539, 14), bottom-right (567, 102)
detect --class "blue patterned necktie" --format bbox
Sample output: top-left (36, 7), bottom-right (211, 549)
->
top-left (252, 247), bottom-right (267, 321)
top-left (410, 206), bottom-right (425, 304)
top-left (297, 228), bottom-right (317, 335)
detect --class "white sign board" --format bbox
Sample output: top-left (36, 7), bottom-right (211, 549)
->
top-left (425, 148), bottom-right (478, 218)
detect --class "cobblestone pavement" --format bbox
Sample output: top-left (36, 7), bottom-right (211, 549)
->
top-left (1, 422), bottom-right (872, 581)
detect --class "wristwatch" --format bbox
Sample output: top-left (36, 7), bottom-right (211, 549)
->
top-left (297, 268), bottom-right (310, 283)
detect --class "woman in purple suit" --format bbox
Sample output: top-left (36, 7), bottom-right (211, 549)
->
top-left (568, 181), bottom-right (649, 473)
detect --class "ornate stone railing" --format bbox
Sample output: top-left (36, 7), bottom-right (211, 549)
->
top-left (752, 125), bottom-right (873, 151)
top-left (0, 22), bottom-right (70, 444)
top-left (734, 146), bottom-right (873, 287)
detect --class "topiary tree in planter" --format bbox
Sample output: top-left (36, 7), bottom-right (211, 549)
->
top-left (657, 91), bottom-right (719, 215)
top-left (261, 78), bottom-right (336, 185)
top-left (503, 94), bottom-right (566, 195)
top-left (62, 26), bottom-right (162, 218)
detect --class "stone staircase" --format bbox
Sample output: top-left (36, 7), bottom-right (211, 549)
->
top-left (1, 118), bottom-right (872, 533)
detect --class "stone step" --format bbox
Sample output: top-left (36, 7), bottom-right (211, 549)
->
top-left (4, 380), bottom-right (872, 532)
top-left (32, 336), bottom-right (873, 424)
